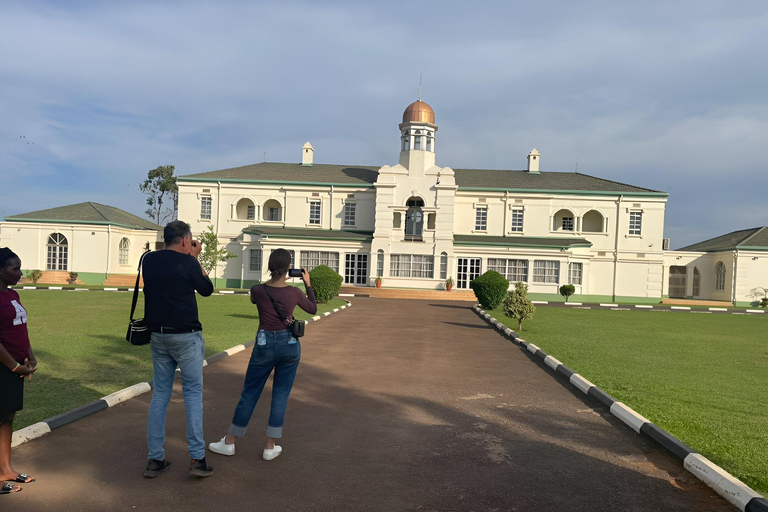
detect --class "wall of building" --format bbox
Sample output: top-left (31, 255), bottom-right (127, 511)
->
top-left (0, 221), bottom-right (160, 278)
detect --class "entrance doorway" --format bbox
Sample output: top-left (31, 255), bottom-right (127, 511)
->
top-left (344, 253), bottom-right (368, 285)
top-left (457, 258), bottom-right (481, 289)
top-left (669, 266), bottom-right (687, 298)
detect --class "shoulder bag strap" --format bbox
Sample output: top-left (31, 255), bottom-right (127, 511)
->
top-left (130, 251), bottom-right (150, 321)
top-left (262, 284), bottom-right (290, 324)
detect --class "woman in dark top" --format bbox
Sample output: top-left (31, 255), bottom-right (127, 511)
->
top-left (209, 248), bottom-right (317, 461)
top-left (0, 248), bottom-right (37, 495)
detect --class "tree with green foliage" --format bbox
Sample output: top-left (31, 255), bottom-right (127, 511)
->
top-left (559, 284), bottom-right (575, 302)
top-left (139, 165), bottom-right (178, 225)
top-left (502, 282), bottom-right (536, 330)
top-left (470, 270), bottom-right (510, 309)
top-left (198, 225), bottom-right (237, 275)
top-left (29, 269), bottom-right (42, 284)
top-left (308, 265), bottom-right (343, 303)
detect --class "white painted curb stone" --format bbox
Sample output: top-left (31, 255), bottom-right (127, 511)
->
top-left (102, 382), bottom-right (152, 407)
top-left (225, 345), bottom-right (245, 356)
top-left (610, 402), bottom-right (649, 433)
top-left (569, 374), bottom-right (595, 394)
top-left (526, 343), bottom-right (540, 354)
top-left (544, 355), bottom-right (562, 370)
top-left (11, 422), bottom-right (51, 448)
top-left (684, 453), bottom-right (763, 510)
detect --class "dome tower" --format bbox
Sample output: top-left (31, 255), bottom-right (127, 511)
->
top-left (398, 100), bottom-right (437, 175)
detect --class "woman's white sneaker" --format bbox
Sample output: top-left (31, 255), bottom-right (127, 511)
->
top-left (263, 445), bottom-right (282, 460)
top-left (208, 437), bottom-right (235, 456)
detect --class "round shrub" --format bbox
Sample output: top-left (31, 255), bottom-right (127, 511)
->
top-left (308, 265), bottom-right (343, 303)
top-left (469, 270), bottom-right (509, 309)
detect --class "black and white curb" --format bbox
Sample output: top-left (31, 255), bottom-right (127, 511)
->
top-left (473, 305), bottom-right (767, 512)
top-left (12, 301), bottom-right (352, 449)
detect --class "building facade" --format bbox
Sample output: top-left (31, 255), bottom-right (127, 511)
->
top-left (0, 202), bottom-right (162, 284)
top-left (177, 100), bottom-right (670, 302)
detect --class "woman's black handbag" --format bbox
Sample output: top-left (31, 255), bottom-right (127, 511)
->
top-left (126, 251), bottom-right (151, 346)
top-left (263, 285), bottom-right (305, 338)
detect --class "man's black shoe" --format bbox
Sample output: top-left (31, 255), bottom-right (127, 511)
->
top-left (143, 459), bottom-right (171, 478)
top-left (189, 457), bottom-right (213, 477)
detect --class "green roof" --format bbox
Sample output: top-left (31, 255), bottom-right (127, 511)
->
top-left (181, 163), bottom-right (378, 187)
top-left (452, 169), bottom-right (665, 195)
top-left (180, 162), bottom-right (666, 196)
top-left (243, 226), bottom-right (374, 242)
top-left (453, 234), bottom-right (592, 249)
top-left (4, 202), bottom-right (162, 231)
top-left (677, 227), bottom-right (768, 252)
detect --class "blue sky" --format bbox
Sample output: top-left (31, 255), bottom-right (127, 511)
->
top-left (2, 1), bottom-right (767, 248)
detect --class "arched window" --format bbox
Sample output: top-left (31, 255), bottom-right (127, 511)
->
top-left (119, 238), bottom-right (130, 265)
top-left (405, 197), bottom-right (425, 241)
top-left (553, 209), bottom-right (575, 232)
top-left (235, 198), bottom-right (256, 220)
top-left (581, 210), bottom-right (604, 233)
top-left (402, 131), bottom-right (410, 151)
top-left (263, 199), bottom-right (282, 222)
top-left (715, 262), bottom-right (726, 291)
top-left (413, 130), bottom-right (422, 150)
top-left (46, 233), bottom-right (68, 270)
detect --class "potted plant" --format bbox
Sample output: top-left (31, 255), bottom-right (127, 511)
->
top-left (68, 271), bottom-right (79, 284)
top-left (445, 277), bottom-right (454, 292)
top-left (375, 276), bottom-right (382, 288)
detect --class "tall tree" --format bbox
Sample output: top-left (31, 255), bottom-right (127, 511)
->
top-left (139, 165), bottom-right (178, 225)
top-left (198, 225), bottom-right (237, 275)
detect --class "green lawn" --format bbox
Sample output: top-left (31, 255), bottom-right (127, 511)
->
top-left (15, 290), bottom-right (347, 430)
top-left (487, 305), bottom-right (768, 494)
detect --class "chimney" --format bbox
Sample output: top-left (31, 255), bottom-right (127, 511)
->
top-left (301, 142), bottom-right (314, 166)
top-left (527, 148), bottom-right (540, 173)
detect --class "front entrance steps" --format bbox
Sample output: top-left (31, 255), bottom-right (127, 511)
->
top-left (103, 274), bottom-right (142, 287)
top-left (339, 285), bottom-right (476, 301)
top-left (661, 298), bottom-right (733, 307)
top-left (32, 271), bottom-right (81, 285)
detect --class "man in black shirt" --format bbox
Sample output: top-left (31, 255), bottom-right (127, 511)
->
top-left (142, 220), bottom-right (215, 478)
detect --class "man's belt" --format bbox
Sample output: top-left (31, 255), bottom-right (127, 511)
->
top-left (150, 326), bottom-right (200, 334)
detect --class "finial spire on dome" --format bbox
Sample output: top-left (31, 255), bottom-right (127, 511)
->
top-left (419, 72), bottom-right (422, 101)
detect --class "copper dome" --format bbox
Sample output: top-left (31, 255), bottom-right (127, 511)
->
top-left (402, 100), bottom-right (435, 124)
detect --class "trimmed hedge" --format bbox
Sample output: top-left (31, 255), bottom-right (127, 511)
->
top-left (470, 270), bottom-right (509, 309)
top-left (308, 265), bottom-right (343, 303)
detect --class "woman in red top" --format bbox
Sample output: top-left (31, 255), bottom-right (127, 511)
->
top-left (208, 248), bottom-right (317, 461)
top-left (0, 248), bottom-right (37, 495)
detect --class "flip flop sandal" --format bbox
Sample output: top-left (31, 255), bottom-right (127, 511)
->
top-left (12, 474), bottom-right (35, 483)
top-left (1, 482), bottom-right (22, 494)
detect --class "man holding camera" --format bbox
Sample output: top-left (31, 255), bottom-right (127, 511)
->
top-left (141, 220), bottom-right (214, 478)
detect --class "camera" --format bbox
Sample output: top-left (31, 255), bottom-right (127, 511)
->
top-left (288, 268), bottom-right (302, 278)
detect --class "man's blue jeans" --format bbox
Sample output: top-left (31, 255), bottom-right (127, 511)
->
top-left (229, 329), bottom-right (301, 439)
top-left (147, 331), bottom-right (205, 461)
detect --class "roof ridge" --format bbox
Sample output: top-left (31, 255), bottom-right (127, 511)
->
top-left (737, 227), bottom-right (767, 246)
top-left (87, 202), bottom-right (111, 222)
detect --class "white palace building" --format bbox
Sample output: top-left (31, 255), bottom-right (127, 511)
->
top-left (3, 100), bottom-right (767, 305)
top-left (178, 100), bottom-right (669, 303)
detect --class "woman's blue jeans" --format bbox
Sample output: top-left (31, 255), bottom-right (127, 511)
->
top-left (229, 329), bottom-right (301, 439)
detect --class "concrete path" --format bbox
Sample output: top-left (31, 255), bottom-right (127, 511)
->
top-left (7, 298), bottom-right (731, 511)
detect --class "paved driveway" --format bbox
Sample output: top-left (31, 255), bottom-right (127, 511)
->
top-left (8, 298), bottom-right (731, 511)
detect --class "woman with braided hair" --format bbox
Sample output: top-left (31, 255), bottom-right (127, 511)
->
top-left (0, 248), bottom-right (37, 495)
